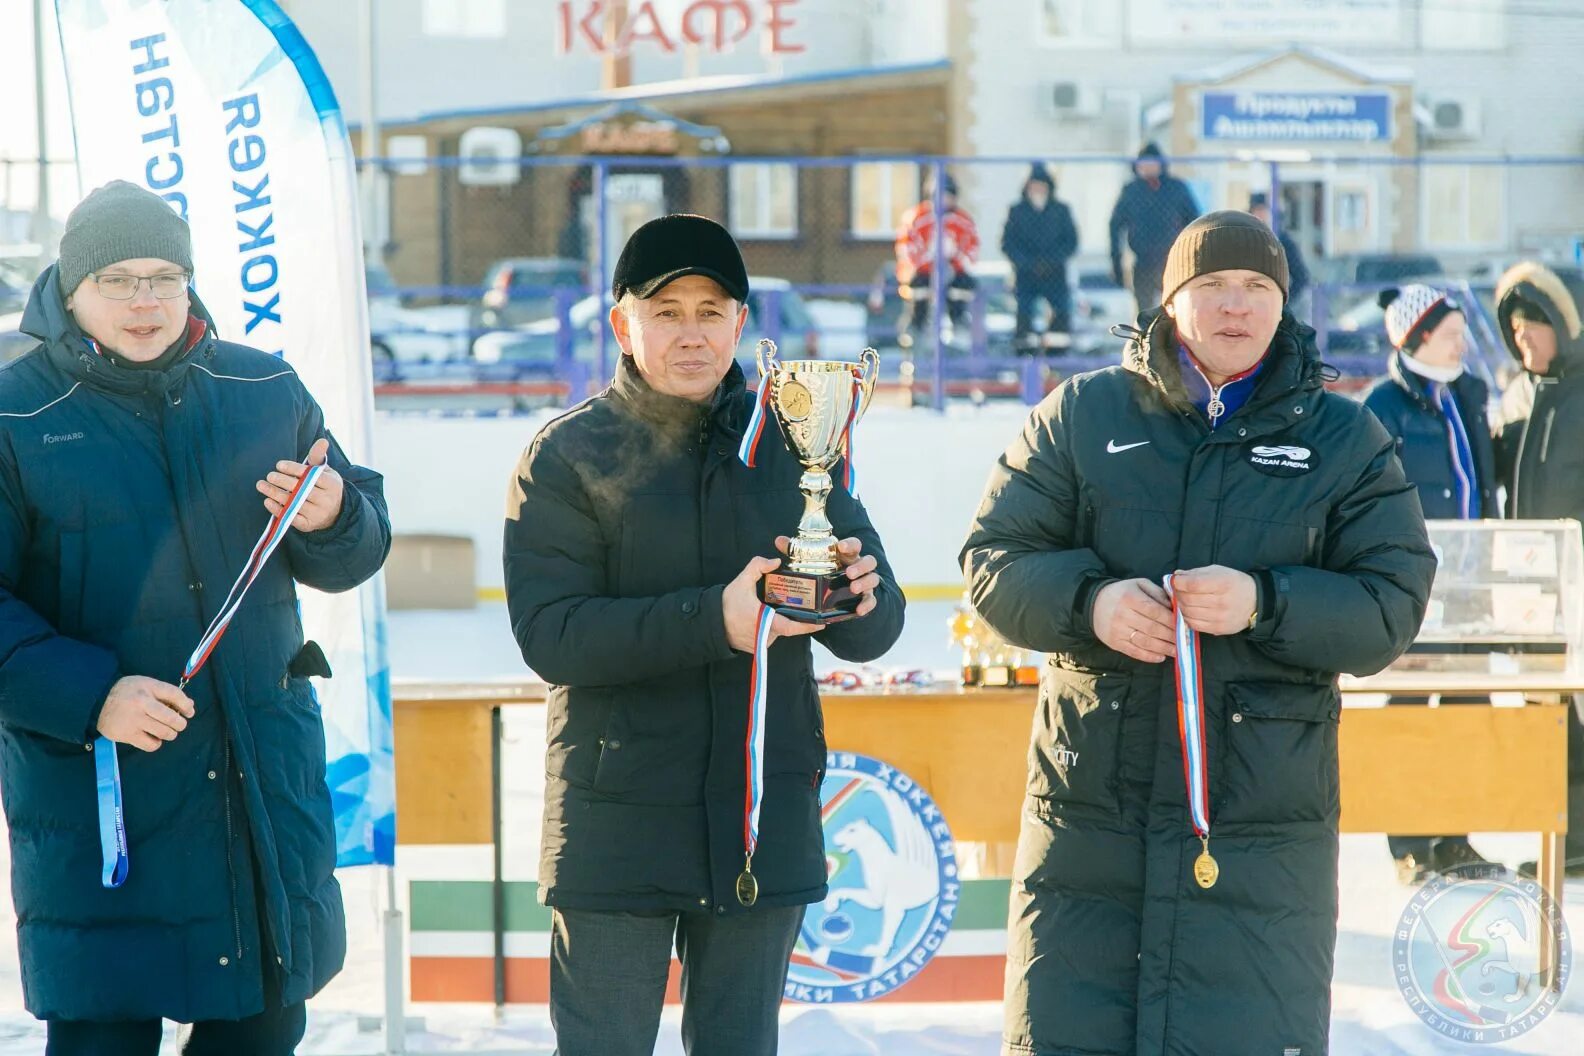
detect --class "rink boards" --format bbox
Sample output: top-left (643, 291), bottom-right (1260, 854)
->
top-left (407, 878), bottom-right (1011, 1004)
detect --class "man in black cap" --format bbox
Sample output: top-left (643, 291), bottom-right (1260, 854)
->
top-left (0, 181), bottom-right (390, 1052)
top-left (1001, 164), bottom-right (1079, 354)
top-left (963, 211), bottom-right (1432, 1056)
top-left (504, 213), bottom-right (905, 1055)
top-left (1108, 142), bottom-right (1201, 316)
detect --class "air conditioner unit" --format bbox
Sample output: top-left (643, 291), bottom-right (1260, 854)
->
top-left (1426, 96), bottom-right (1481, 141)
top-left (1044, 81), bottom-right (1103, 120)
top-left (457, 126), bottom-right (523, 187)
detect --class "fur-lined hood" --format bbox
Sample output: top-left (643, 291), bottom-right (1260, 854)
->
top-left (1495, 261), bottom-right (1584, 375)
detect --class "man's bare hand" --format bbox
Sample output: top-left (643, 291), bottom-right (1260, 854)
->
top-left (1092, 578), bottom-right (1177, 663)
top-left (1171, 565), bottom-right (1258, 637)
top-left (97, 676), bottom-right (195, 752)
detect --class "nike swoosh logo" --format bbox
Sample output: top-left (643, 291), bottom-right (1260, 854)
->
top-left (1106, 440), bottom-right (1151, 454)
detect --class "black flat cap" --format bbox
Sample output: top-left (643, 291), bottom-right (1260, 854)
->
top-left (611, 213), bottom-right (750, 303)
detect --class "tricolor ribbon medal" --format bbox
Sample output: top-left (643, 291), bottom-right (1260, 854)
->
top-left (1166, 574), bottom-right (1218, 890)
top-left (95, 456), bottom-right (326, 889)
top-left (738, 604), bottom-right (775, 907)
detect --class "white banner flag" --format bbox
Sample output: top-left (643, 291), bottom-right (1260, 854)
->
top-left (55, 0), bottom-right (395, 867)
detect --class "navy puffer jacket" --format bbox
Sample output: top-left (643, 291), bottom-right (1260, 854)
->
top-left (0, 267), bottom-right (390, 1021)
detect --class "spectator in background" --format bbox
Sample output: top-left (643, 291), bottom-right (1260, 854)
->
top-left (895, 172), bottom-right (980, 349)
top-left (1493, 262), bottom-right (1584, 879)
top-left (1249, 192), bottom-right (1310, 305)
top-left (1363, 285), bottom-right (1496, 884)
top-left (1108, 142), bottom-right (1200, 316)
top-left (1001, 164), bottom-right (1079, 354)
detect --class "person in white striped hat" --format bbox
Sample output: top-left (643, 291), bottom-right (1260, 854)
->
top-left (1363, 283), bottom-right (1497, 884)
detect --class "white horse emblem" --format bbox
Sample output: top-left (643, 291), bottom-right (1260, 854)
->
top-left (822, 809), bottom-right (940, 958)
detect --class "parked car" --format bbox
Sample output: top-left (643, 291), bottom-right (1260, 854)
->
top-left (477, 257), bottom-right (588, 331)
top-left (472, 276), bottom-right (821, 374)
top-left (1311, 253), bottom-right (1444, 316)
top-left (367, 262), bottom-right (470, 364)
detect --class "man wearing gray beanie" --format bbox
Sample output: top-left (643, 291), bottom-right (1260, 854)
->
top-left (963, 211), bottom-right (1433, 1055)
top-left (0, 180), bottom-right (391, 1053)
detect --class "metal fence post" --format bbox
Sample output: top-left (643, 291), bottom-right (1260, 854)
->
top-left (930, 158), bottom-right (947, 412)
top-left (1268, 159), bottom-right (1282, 238)
top-left (554, 286), bottom-right (577, 406)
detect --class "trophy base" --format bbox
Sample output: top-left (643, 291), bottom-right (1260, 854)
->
top-left (979, 665), bottom-right (1042, 688)
top-left (761, 568), bottom-right (860, 625)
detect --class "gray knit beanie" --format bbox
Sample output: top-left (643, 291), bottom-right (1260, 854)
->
top-left (57, 180), bottom-right (193, 297)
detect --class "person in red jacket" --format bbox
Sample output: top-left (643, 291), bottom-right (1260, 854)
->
top-left (894, 173), bottom-right (979, 349)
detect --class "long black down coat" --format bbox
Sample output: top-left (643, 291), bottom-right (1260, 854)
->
top-left (1, 267), bottom-right (390, 1021)
top-left (961, 311), bottom-right (1435, 1056)
top-left (505, 355), bottom-right (905, 917)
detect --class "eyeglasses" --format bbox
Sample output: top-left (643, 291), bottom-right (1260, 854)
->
top-left (92, 273), bottom-right (190, 300)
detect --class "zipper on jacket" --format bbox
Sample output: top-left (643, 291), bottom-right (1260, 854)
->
top-left (1511, 377), bottom-right (1554, 512)
top-left (1540, 408), bottom-right (1557, 463)
top-left (222, 739), bottom-right (245, 963)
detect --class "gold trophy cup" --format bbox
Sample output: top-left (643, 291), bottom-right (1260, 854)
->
top-left (755, 339), bottom-right (880, 623)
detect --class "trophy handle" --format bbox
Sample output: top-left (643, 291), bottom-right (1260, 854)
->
top-left (756, 338), bottom-right (779, 379)
top-left (855, 347), bottom-right (880, 417)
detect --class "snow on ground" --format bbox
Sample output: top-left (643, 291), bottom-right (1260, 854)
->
top-left (0, 603), bottom-right (1579, 1054)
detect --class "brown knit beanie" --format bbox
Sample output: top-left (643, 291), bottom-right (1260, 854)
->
top-left (1160, 210), bottom-right (1289, 307)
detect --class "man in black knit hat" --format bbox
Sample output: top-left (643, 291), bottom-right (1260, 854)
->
top-left (964, 210), bottom-right (1433, 1056)
top-left (0, 180), bottom-right (390, 1053)
top-left (1001, 164), bottom-right (1079, 354)
top-left (504, 214), bottom-right (904, 1055)
top-left (1108, 142), bottom-right (1201, 316)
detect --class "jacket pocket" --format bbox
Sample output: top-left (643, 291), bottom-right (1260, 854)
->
top-left (1027, 667), bottom-right (1124, 815)
top-left (1218, 514), bottom-right (1320, 570)
top-left (1216, 681), bottom-right (1339, 827)
top-left (545, 689), bottom-right (612, 790)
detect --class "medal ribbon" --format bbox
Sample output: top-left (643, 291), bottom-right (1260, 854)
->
top-left (1167, 574), bottom-right (1211, 842)
top-left (742, 605), bottom-right (774, 878)
top-left (95, 735), bottom-right (128, 888)
top-left (839, 372), bottom-right (862, 498)
top-left (737, 378), bottom-right (773, 468)
top-left (181, 461), bottom-right (325, 688)
top-left (96, 456), bottom-right (324, 889)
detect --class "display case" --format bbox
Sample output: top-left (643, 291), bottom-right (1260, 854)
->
top-left (1392, 519), bottom-right (1584, 679)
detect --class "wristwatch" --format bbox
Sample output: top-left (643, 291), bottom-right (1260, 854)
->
top-left (1246, 605), bottom-right (1259, 631)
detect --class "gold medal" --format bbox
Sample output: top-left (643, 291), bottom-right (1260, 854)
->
top-left (736, 854), bottom-right (759, 907)
top-left (1193, 836), bottom-right (1219, 890)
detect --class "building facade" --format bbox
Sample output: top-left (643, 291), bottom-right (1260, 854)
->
top-left (963, 0), bottom-right (1584, 269)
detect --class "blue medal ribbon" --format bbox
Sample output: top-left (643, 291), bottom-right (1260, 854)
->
top-left (95, 736), bottom-right (128, 888)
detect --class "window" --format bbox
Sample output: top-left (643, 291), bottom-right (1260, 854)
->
top-left (1038, 0), bottom-right (1122, 48)
top-left (1422, 0), bottom-right (1506, 50)
top-left (1422, 164), bottom-right (1505, 250)
top-left (422, 0), bottom-right (505, 38)
top-left (729, 163), bottom-right (799, 239)
top-left (850, 161), bottom-right (920, 240)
